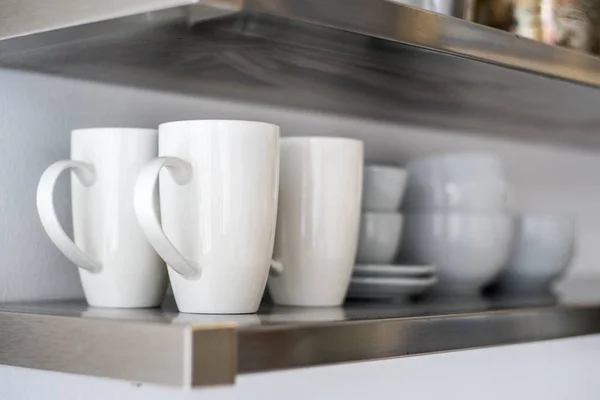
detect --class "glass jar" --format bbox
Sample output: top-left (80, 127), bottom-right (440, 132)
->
top-left (546, 0), bottom-right (599, 53)
top-left (467, 0), bottom-right (600, 55)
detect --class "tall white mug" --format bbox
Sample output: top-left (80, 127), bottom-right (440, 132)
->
top-left (268, 137), bottom-right (364, 307)
top-left (134, 120), bottom-right (280, 314)
top-left (37, 128), bottom-right (166, 308)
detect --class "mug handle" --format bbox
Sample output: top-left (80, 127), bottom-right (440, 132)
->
top-left (134, 156), bottom-right (200, 279)
top-left (134, 156), bottom-right (285, 279)
top-left (36, 160), bottom-right (102, 273)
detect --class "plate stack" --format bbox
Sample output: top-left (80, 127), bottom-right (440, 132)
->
top-left (401, 153), bottom-right (513, 297)
top-left (347, 165), bottom-right (437, 302)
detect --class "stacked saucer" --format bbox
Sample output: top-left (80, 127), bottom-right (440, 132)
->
top-left (347, 165), bottom-right (437, 302)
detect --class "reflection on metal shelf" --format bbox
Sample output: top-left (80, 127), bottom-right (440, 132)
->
top-left (1, 286), bottom-right (600, 387)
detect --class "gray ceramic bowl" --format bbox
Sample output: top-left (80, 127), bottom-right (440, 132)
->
top-left (362, 165), bottom-right (407, 212)
top-left (402, 212), bottom-right (513, 295)
top-left (356, 212), bottom-right (403, 264)
top-left (495, 214), bottom-right (576, 292)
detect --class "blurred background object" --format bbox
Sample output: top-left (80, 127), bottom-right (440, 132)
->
top-left (550, 0), bottom-right (600, 53)
top-left (466, 0), bottom-right (600, 54)
top-left (467, 0), bottom-right (516, 32)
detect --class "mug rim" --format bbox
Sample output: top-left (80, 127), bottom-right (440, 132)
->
top-left (159, 119), bottom-right (280, 130)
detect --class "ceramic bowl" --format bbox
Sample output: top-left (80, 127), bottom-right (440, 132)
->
top-left (403, 179), bottom-right (512, 212)
top-left (356, 212), bottom-right (403, 264)
top-left (495, 214), bottom-right (576, 292)
top-left (362, 165), bottom-right (407, 212)
top-left (406, 152), bottom-right (505, 186)
top-left (401, 212), bottom-right (513, 295)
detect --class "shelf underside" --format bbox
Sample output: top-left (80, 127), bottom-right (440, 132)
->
top-left (1, 286), bottom-right (600, 387)
top-left (2, 2), bottom-right (600, 148)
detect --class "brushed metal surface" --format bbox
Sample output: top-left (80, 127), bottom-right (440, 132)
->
top-left (0, 311), bottom-right (186, 385)
top-left (2, 290), bottom-right (600, 387)
top-left (189, 325), bottom-right (237, 386)
top-left (3, 11), bottom-right (600, 148)
top-left (244, 0), bottom-right (600, 85)
top-left (240, 306), bottom-right (600, 373)
top-left (3, 0), bottom-right (600, 84)
top-left (0, 308), bottom-right (237, 387)
top-left (2, 2), bottom-right (600, 147)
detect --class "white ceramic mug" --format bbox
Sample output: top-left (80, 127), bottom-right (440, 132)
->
top-left (134, 120), bottom-right (280, 314)
top-left (37, 128), bottom-right (166, 308)
top-left (268, 137), bottom-right (363, 307)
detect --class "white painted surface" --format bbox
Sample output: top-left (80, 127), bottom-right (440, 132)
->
top-left (2, 335), bottom-right (600, 399)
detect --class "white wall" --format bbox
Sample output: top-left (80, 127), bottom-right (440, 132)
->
top-left (0, 67), bottom-right (599, 301)
top-left (2, 334), bottom-right (600, 400)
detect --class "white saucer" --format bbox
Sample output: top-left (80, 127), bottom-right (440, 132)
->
top-left (347, 276), bottom-right (437, 300)
top-left (353, 264), bottom-right (436, 278)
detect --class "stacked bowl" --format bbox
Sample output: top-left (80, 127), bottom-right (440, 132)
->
top-left (401, 153), bottom-right (513, 297)
top-left (347, 165), bottom-right (437, 302)
top-left (491, 213), bottom-right (576, 296)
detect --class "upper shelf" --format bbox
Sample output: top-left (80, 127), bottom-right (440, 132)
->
top-left (2, 0), bottom-right (600, 147)
top-left (3, 0), bottom-right (600, 85)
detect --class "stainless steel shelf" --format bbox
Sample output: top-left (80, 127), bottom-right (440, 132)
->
top-left (3, 0), bottom-right (600, 86)
top-left (2, 288), bottom-right (600, 387)
top-left (2, 1), bottom-right (600, 148)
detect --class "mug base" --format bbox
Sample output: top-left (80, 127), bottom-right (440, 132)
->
top-left (175, 302), bottom-right (260, 314)
top-left (86, 300), bottom-right (163, 309)
top-left (176, 308), bottom-right (259, 315)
